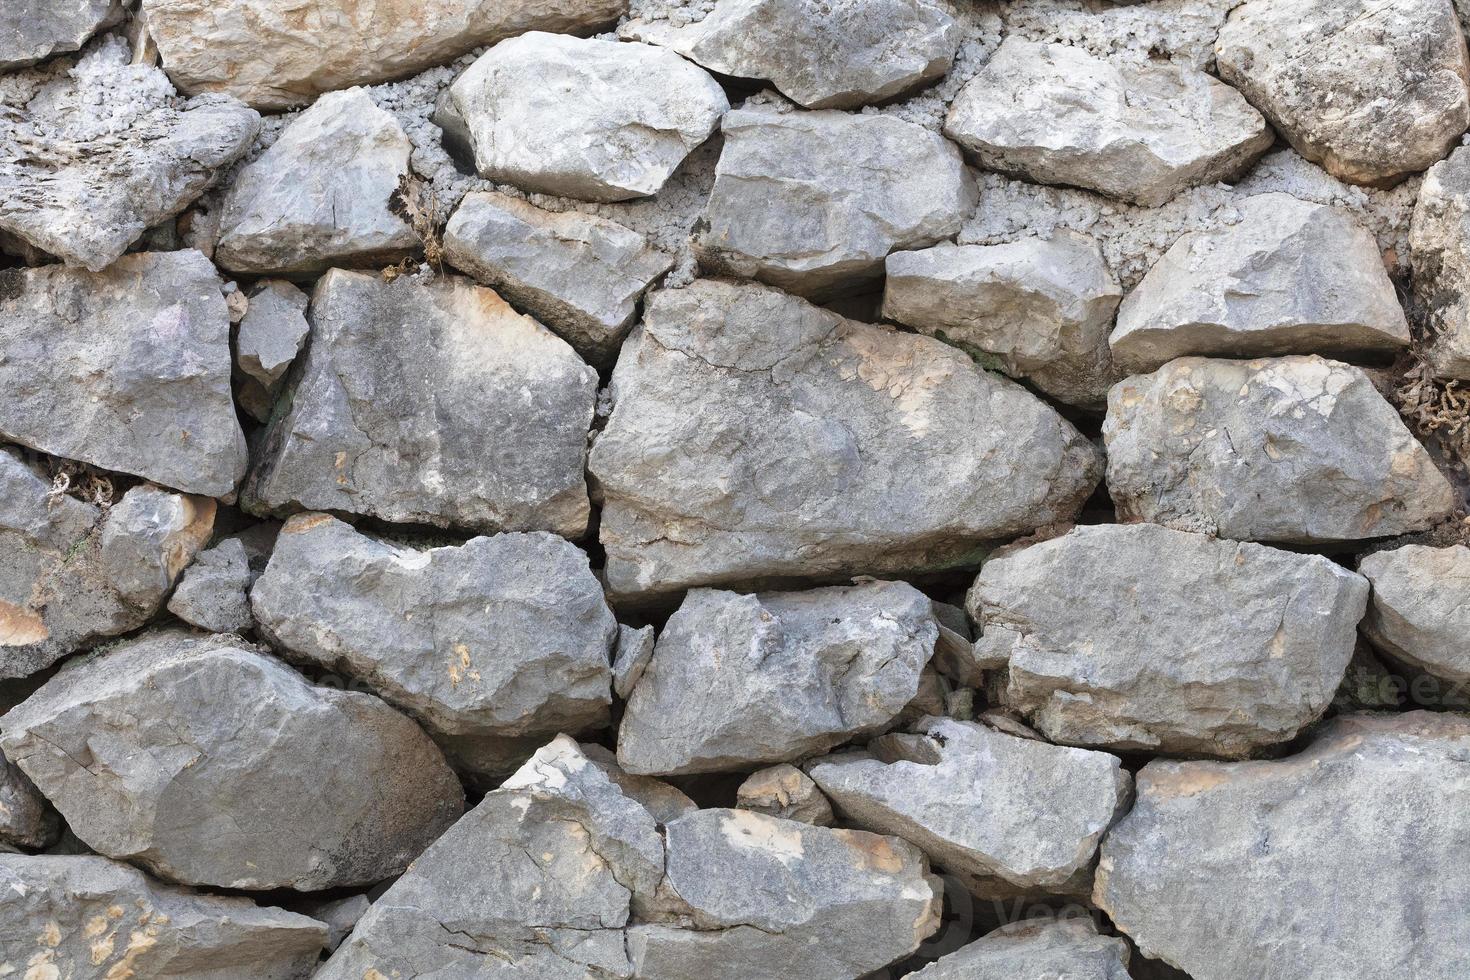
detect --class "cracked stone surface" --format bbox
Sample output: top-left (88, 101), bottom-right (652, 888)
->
top-left (807, 717), bottom-right (1130, 898)
top-left (621, 0), bottom-right (959, 110)
top-left (589, 279), bottom-right (1101, 602)
top-left (1358, 544), bottom-right (1470, 684)
top-left (0, 39), bottom-right (259, 271)
top-left (0, 629), bottom-right (464, 891)
top-left (944, 37), bottom-right (1272, 207)
top-left (448, 32), bottom-right (728, 202)
top-left (1215, 0), bottom-right (1470, 187)
top-left (1111, 193), bottom-right (1411, 372)
top-left (1411, 145), bottom-right (1470, 379)
top-left (243, 269), bottom-right (597, 537)
top-left (906, 918), bottom-right (1132, 980)
top-left (616, 581), bottom-right (938, 775)
top-left (0, 0), bottom-right (121, 70)
top-left (0, 854), bottom-right (327, 979)
top-left (695, 107), bottom-right (977, 297)
top-left (0, 250), bottom-right (248, 498)
top-left (167, 537), bottom-right (253, 634)
top-left (1103, 356), bottom-right (1457, 544)
top-left (234, 279), bottom-right (310, 422)
top-left (251, 513), bottom-right (617, 782)
top-left (736, 764), bottom-right (834, 826)
top-left (968, 523), bottom-right (1368, 758)
top-left (1096, 712), bottom-right (1470, 980)
top-left (140, 0), bottom-right (628, 109)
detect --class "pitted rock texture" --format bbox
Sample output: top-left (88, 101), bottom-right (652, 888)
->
top-left (906, 919), bottom-right (1132, 980)
top-left (1359, 544), bottom-right (1470, 683)
top-left (590, 279), bottom-right (1101, 601)
top-left (0, 630), bottom-right (464, 891)
top-left (244, 269), bottom-right (597, 537)
top-left (0, 0), bottom-right (121, 70)
top-left (1411, 145), bottom-right (1470, 378)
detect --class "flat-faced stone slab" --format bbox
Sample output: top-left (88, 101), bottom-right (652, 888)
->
top-left (906, 919), bottom-right (1132, 980)
top-left (1411, 145), bottom-right (1470, 378)
top-left (0, 0), bottom-right (121, 70)
top-left (1359, 544), bottom-right (1470, 684)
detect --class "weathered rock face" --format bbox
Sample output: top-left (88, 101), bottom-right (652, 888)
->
top-left (944, 38), bottom-right (1272, 207)
top-left (736, 764), bottom-right (834, 826)
top-left (141, 0), bottom-right (628, 109)
top-left (0, 630), bottom-right (464, 891)
top-left (0, 39), bottom-right (259, 271)
top-left (244, 270), bottom-right (596, 537)
top-left (589, 279), bottom-right (1101, 601)
top-left (0, 854), bottom-right (327, 980)
top-left (0, 0), bottom-right (121, 70)
top-left (1111, 193), bottom-right (1411, 372)
top-left (0, 251), bottom-right (247, 498)
top-left (1103, 356), bottom-right (1456, 543)
top-left (967, 524), bottom-right (1368, 757)
top-left (695, 107), bottom-right (977, 297)
top-left (166, 537), bottom-right (253, 633)
top-left (1, 448), bottom-right (215, 679)
top-left (1096, 712), bottom-right (1470, 980)
top-left (215, 87), bottom-right (417, 276)
top-left (883, 233), bottom-right (1123, 408)
top-left (0, 756), bottom-right (58, 850)
top-left (443, 191), bottom-right (673, 367)
top-left (1411, 145), bottom-right (1470, 379)
top-left (808, 717), bottom-right (1130, 897)
top-left (448, 32), bottom-right (727, 202)
top-left (234, 279), bottom-right (310, 421)
top-left (1359, 544), bottom-right (1470, 683)
top-left (907, 919), bottom-right (1132, 980)
top-left (622, 0), bottom-right (959, 109)
top-left (251, 513), bottom-right (617, 781)
top-left (616, 581), bottom-right (938, 775)
top-left (1216, 0), bottom-right (1470, 187)
top-left (612, 624), bottom-right (656, 699)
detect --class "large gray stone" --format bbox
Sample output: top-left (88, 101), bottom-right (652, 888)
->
top-left (244, 270), bottom-right (596, 537)
top-left (695, 107), bottom-right (977, 297)
top-left (0, 854), bottom-right (326, 979)
top-left (1, 448), bottom-right (215, 679)
top-left (216, 87), bottom-right (417, 276)
top-left (944, 38), bottom-right (1272, 207)
top-left (1411, 145), bottom-right (1470, 378)
top-left (166, 537), bottom-right (253, 634)
top-left (589, 279), bottom-right (1101, 601)
top-left (906, 919), bottom-right (1132, 980)
top-left (1104, 356), bottom-right (1456, 543)
top-left (0, 630), bottom-right (464, 891)
top-left (0, 756), bottom-right (58, 850)
top-left (1096, 712), bottom-right (1470, 980)
top-left (1216, 0), bottom-right (1470, 186)
top-left (0, 0), bottom-right (121, 70)
top-left (1359, 544), bottom-right (1470, 684)
top-left (251, 513), bottom-right (617, 782)
top-left (141, 0), bottom-right (628, 109)
top-left (444, 191), bottom-right (673, 367)
top-left (810, 717), bottom-right (1128, 898)
top-left (234, 279), bottom-right (310, 421)
top-left (616, 581), bottom-right (938, 775)
top-left (968, 523), bottom-right (1368, 757)
top-left (0, 251), bottom-right (247, 497)
top-left (448, 32), bottom-right (727, 202)
top-left (0, 39), bottom-right (259, 271)
top-left (883, 233), bottom-right (1123, 408)
top-left (1111, 193), bottom-right (1411, 372)
top-left (621, 0), bottom-right (958, 110)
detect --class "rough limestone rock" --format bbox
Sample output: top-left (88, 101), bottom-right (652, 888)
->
top-left (141, 0), bottom-right (628, 109)
top-left (167, 537), bottom-right (254, 634)
top-left (448, 32), bottom-right (728, 202)
top-left (968, 523), bottom-right (1368, 757)
top-left (1215, 0), bottom-right (1470, 187)
top-left (0, 854), bottom-right (327, 980)
top-left (292, 893), bottom-right (371, 953)
top-left (1, 448), bottom-right (215, 679)
top-left (696, 107), bottom-right (977, 297)
top-left (906, 919), bottom-right (1132, 980)
top-left (1411, 145), bottom-right (1470, 378)
top-left (1104, 356), bottom-right (1456, 543)
top-left (1358, 545), bottom-right (1470, 683)
top-left (251, 513), bottom-right (618, 781)
top-left (244, 270), bottom-right (596, 537)
top-left (234, 279), bottom-right (310, 421)
top-left (1096, 712), bottom-right (1470, 979)
top-left (0, 40), bottom-right (259, 271)
top-left (444, 191), bottom-right (673, 367)
top-left (943, 38), bottom-right (1272, 207)
top-left (589, 279), bottom-right (1101, 601)
top-left (807, 717), bottom-right (1130, 897)
top-left (215, 87), bottom-right (416, 276)
top-left (0, 630), bottom-right (464, 891)
top-left (621, 0), bottom-right (958, 110)
top-left (736, 764), bottom-right (834, 826)
top-left (0, 756), bottom-right (58, 850)
top-left (616, 581), bottom-right (938, 775)
top-left (1111, 193), bottom-right (1411, 372)
top-left (883, 233), bottom-right (1123, 408)
top-left (0, 0), bottom-right (120, 70)
top-left (0, 251), bottom-right (247, 497)
top-left (612, 624), bottom-right (656, 700)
